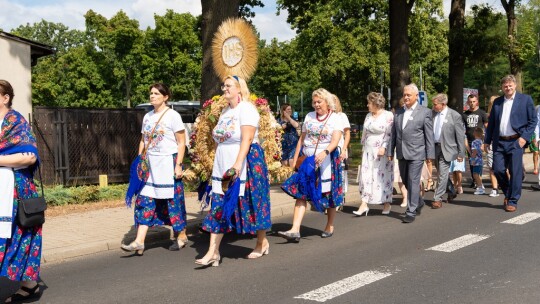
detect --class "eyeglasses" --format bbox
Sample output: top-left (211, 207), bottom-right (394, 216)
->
top-left (221, 84), bottom-right (235, 90)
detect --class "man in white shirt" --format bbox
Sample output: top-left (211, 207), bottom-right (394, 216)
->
top-left (429, 94), bottom-right (466, 209)
top-left (484, 75), bottom-right (538, 211)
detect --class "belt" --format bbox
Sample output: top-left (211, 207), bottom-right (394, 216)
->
top-left (499, 134), bottom-right (520, 141)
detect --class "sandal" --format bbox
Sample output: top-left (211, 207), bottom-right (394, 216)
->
top-left (424, 179), bottom-right (435, 192)
top-left (5, 284), bottom-right (41, 303)
top-left (169, 237), bottom-right (188, 251)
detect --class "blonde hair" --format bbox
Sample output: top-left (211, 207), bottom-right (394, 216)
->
top-left (312, 88), bottom-right (335, 111)
top-left (224, 75), bottom-right (250, 101)
top-left (332, 94), bottom-right (342, 112)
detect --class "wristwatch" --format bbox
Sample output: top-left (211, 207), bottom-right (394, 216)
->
top-left (324, 149), bottom-right (330, 155)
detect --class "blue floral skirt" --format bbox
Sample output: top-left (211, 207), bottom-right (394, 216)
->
top-left (281, 150), bottom-right (344, 210)
top-left (0, 169), bottom-right (42, 282)
top-left (202, 144), bottom-right (271, 234)
top-left (133, 154), bottom-right (186, 232)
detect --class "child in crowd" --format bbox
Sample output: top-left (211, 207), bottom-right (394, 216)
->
top-left (470, 127), bottom-right (485, 195)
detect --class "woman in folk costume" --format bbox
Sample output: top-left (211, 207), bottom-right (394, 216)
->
top-left (121, 83), bottom-right (188, 255)
top-left (0, 80), bottom-right (43, 302)
top-left (278, 88), bottom-right (344, 242)
top-left (196, 75), bottom-right (271, 267)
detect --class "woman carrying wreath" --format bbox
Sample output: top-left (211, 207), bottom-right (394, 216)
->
top-left (278, 88), bottom-right (344, 242)
top-left (121, 83), bottom-right (188, 255)
top-left (196, 75), bottom-right (271, 267)
top-left (0, 80), bottom-right (43, 303)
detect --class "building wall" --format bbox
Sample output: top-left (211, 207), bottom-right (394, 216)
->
top-left (0, 37), bottom-right (32, 121)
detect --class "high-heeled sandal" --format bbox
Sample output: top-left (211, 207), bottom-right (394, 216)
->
top-left (424, 179), bottom-right (435, 192)
top-left (121, 241), bottom-right (144, 255)
top-left (5, 284), bottom-right (41, 303)
top-left (169, 237), bottom-right (188, 251)
top-left (247, 246), bottom-right (270, 259)
top-left (353, 207), bottom-right (369, 216)
top-left (195, 254), bottom-right (221, 267)
top-left (382, 204), bottom-right (392, 215)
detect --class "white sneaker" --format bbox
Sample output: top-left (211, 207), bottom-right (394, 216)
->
top-left (489, 189), bottom-right (499, 197)
top-left (474, 187), bottom-right (485, 195)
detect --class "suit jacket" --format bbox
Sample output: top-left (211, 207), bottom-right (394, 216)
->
top-left (485, 92), bottom-right (537, 148)
top-left (388, 103), bottom-right (435, 161)
top-left (431, 108), bottom-right (466, 162)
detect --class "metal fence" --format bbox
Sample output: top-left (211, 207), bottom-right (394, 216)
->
top-left (32, 107), bottom-right (146, 186)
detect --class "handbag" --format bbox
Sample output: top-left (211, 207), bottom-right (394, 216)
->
top-left (294, 112), bottom-right (333, 171)
top-left (17, 165), bottom-right (47, 228)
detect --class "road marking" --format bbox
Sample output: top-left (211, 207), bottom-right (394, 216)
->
top-left (427, 234), bottom-right (490, 253)
top-left (294, 270), bottom-right (392, 302)
top-left (501, 212), bottom-right (540, 225)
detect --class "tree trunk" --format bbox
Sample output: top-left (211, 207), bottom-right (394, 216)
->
top-left (501, 0), bottom-right (522, 91)
top-left (448, 0), bottom-right (466, 113)
top-left (389, 0), bottom-right (415, 109)
top-left (201, 0), bottom-right (240, 102)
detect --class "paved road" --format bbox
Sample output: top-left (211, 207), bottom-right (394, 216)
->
top-left (2, 175), bottom-right (540, 304)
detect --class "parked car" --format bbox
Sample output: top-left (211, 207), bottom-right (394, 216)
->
top-left (135, 100), bottom-right (200, 123)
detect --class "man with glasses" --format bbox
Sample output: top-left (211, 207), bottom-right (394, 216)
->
top-left (463, 94), bottom-right (488, 191)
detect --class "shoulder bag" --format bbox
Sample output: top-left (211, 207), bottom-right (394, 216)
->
top-left (295, 112), bottom-right (333, 171)
top-left (17, 165), bottom-right (47, 228)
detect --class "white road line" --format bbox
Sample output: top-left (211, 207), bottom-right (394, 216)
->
top-left (427, 234), bottom-right (490, 253)
top-left (501, 212), bottom-right (540, 225)
top-left (294, 270), bottom-right (392, 302)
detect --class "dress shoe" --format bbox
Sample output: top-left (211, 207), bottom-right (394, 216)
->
top-left (169, 237), bottom-right (188, 251)
top-left (402, 215), bottom-right (415, 223)
top-left (277, 231), bottom-right (301, 242)
top-left (195, 254), bottom-right (221, 267)
top-left (121, 241), bottom-right (144, 255)
top-left (505, 203), bottom-right (517, 212)
top-left (431, 201), bottom-right (442, 209)
top-left (353, 207), bottom-right (369, 216)
top-left (247, 246), bottom-right (270, 259)
top-left (447, 192), bottom-right (457, 202)
top-left (321, 230), bottom-right (334, 238)
top-left (531, 184), bottom-right (540, 191)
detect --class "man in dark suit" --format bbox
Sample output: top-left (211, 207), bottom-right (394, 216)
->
top-left (484, 75), bottom-right (538, 212)
top-left (388, 83), bottom-right (435, 223)
top-left (430, 93), bottom-right (466, 209)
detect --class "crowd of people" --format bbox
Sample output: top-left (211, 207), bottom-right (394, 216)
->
top-left (1, 74), bottom-right (538, 301)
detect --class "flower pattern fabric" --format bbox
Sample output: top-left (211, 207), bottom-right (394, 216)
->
top-left (281, 149), bottom-right (344, 209)
top-left (202, 144), bottom-right (271, 234)
top-left (0, 169), bottom-right (42, 282)
top-left (133, 154), bottom-right (186, 232)
top-left (359, 111), bottom-right (394, 204)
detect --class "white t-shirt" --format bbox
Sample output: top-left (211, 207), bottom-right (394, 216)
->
top-left (142, 109), bottom-right (185, 156)
top-left (337, 112), bottom-right (350, 151)
top-left (302, 111), bottom-right (341, 151)
top-left (211, 101), bottom-right (260, 195)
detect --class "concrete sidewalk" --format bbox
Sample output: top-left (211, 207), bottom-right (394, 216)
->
top-left (41, 152), bottom-right (537, 264)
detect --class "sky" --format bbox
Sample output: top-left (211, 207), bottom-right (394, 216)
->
top-left (0, 0), bottom-right (506, 42)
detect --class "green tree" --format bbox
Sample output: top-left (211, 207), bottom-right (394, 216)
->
top-left (85, 10), bottom-right (145, 108)
top-left (11, 20), bottom-right (85, 54)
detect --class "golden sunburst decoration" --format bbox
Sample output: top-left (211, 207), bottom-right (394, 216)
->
top-left (212, 18), bottom-right (258, 81)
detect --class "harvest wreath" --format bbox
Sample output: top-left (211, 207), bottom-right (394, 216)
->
top-left (182, 94), bottom-right (293, 187)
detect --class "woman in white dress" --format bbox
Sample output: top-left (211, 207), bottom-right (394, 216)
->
top-left (354, 92), bottom-right (394, 216)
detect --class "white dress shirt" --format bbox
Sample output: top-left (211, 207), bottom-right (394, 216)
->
top-left (402, 102), bottom-right (418, 129)
top-left (434, 106), bottom-right (448, 143)
top-left (499, 93), bottom-right (517, 136)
